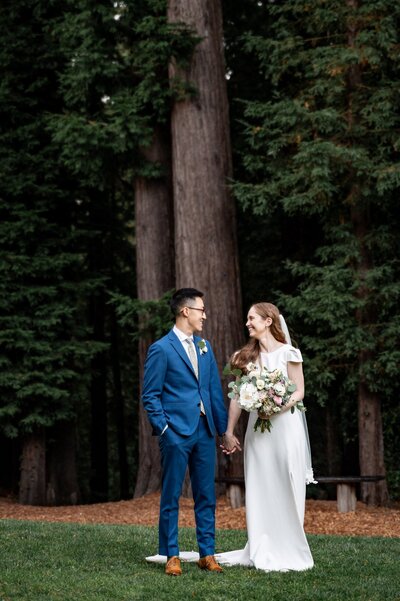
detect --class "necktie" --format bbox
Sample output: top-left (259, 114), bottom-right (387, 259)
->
top-left (186, 338), bottom-right (205, 414)
top-left (186, 338), bottom-right (198, 378)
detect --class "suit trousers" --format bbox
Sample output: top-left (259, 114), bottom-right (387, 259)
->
top-left (158, 416), bottom-right (216, 557)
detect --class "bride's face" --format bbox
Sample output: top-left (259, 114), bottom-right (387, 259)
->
top-left (246, 307), bottom-right (270, 339)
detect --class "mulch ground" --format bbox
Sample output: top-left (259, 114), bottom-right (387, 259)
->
top-left (1, 493), bottom-right (399, 538)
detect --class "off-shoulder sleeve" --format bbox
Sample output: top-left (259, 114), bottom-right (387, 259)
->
top-left (285, 346), bottom-right (303, 363)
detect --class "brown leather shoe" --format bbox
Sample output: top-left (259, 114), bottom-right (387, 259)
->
top-left (197, 555), bottom-right (223, 572)
top-left (165, 556), bottom-right (182, 576)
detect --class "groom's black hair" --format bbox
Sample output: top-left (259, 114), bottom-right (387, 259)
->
top-left (170, 288), bottom-right (204, 317)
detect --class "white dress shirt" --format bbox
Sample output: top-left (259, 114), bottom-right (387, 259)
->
top-left (173, 325), bottom-right (195, 357)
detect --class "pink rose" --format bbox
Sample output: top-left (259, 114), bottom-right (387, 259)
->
top-left (273, 395), bottom-right (282, 405)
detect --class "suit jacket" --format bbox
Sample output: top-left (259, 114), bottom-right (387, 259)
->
top-left (141, 329), bottom-right (227, 437)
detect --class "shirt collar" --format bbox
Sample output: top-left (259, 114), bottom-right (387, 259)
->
top-left (173, 325), bottom-right (194, 343)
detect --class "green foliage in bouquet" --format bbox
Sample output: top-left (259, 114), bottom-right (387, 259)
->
top-left (224, 362), bottom-right (300, 433)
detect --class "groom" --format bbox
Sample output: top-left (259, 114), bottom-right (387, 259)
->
top-left (142, 288), bottom-right (227, 576)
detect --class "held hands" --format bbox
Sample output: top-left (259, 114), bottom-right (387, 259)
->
top-left (220, 432), bottom-right (242, 455)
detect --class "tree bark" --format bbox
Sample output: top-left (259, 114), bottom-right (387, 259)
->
top-left (352, 205), bottom-right (388, 506)
top-left (46, 421), bottom-right (80, 505)
top-left (168, 0), bottom-right (245, 507)
top-left (346, 0), bottom-right (388, 506)
top-left (19, 429), bottom-right (46, 505)
top-left (357, 377), bottom-right (388, 504)
top-left (134, 126), bottom-right (174, 498)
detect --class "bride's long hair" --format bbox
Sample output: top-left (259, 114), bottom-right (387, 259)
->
top-left (231, 302), bottom-right (287, 372)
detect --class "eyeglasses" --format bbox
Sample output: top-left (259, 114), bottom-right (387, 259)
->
top-left (186, 306), bottom-right (207, 315)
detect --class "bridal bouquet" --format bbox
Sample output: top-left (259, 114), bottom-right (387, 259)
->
top-left (224, 361), bottom-right (304, 433)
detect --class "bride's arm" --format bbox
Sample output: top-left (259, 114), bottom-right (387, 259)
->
top-left (221, 398), bottom-right (242, 454)
top-left (282, 361), bottom-right (305, 412)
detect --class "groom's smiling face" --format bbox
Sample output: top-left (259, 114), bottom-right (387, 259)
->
top-left (185, 298), bottom-right (207, 333)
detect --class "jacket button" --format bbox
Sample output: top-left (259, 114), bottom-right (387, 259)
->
top-left (197, 403), bottom-right (200, 407)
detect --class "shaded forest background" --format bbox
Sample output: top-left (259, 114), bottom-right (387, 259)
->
top-left (1, 0), bottom-right (399, 507)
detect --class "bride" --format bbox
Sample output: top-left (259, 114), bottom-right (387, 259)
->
top-left (219, 302), bottom-right (315, 571)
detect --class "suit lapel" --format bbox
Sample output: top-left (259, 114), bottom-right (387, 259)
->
top-left (168, 330), bottom-right (197, 378)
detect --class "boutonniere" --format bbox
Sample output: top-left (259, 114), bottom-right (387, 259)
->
top-left (197, 339), bottom-right (208, 355)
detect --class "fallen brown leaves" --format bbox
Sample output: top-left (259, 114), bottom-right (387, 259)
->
top-left (1, 493), bottom-right (399, 538)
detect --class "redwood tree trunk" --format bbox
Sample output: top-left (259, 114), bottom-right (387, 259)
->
top-left (19, 429), bottom-right (46, 505)
top-left (46, 421), bottom-right (80, 505)
top-left (352, 207), bottom-right (389, 505)
top-left (168, 0), bottom-right (245, 507)
top-left (351, 205), bottom-right (388, 506)
top-left (347, 0), bottom-right (388, 506)
top-left (134, 127), bottom-right (174, 498)
top-left (352, 198), bottom-right (388, 508)
top-left (358, 376), bottom-right (388, 505)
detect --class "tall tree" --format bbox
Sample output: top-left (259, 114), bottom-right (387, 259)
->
top-left (232, 0), bottom-right (400, 504)
top-left (167, 0), bottom-right (245, 506)
top-left (118, 1), bottom-right (197, 497)
top-left (134, 128), bottom-right (175, 497)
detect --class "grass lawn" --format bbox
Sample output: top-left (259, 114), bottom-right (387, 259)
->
top-left (0, 520), bottom-right (399, 601)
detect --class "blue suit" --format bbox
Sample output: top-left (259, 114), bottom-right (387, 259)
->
top-left (142, 328), bottom-right (227, 557)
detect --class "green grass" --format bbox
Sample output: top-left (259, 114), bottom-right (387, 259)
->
top-left (0, 521), bottom-right (399, 601)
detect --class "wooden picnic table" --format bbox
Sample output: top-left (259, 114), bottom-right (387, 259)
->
top-left (216, 475), bottom-right (386, 513)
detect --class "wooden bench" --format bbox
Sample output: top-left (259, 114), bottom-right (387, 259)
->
top-left (216, 475), bottom-right (385, 513)
top-left (315, 476), bottom-right (385, 513)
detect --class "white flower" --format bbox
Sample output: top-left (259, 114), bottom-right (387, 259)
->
top-left (246, 362), bottom-right (257, 370)
top-left (256, 379), bottom-right (265, 390)
top-left (273, 382), bottom-right (286, 396)
top-left (238, 382), bottom-right (261, 410)
top-left (246, 361), bottom-right (261, 378)
top-left (197, 339), bottom-right (208, 355)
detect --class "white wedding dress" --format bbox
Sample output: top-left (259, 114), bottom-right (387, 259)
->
top-left (216, 344), bottom-right (314, 572)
